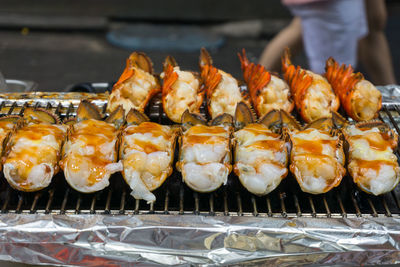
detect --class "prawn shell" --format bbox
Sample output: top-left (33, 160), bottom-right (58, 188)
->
top-left (177, 122), bottom-right (232, 193)
top-left (304, 117), bottom-right (335, 131)
top-left (108, 52), bottom-right (161, 114)
top-left (125, 108), bottom-right (150, 126)
top-left (162, 58), bottom-right (204, 123)
top-left (201, 64), bottom-right (222, 117)
top-left (23, 107), bottom-right (60, 124)
top-left (120, 123), bottom-right (179, 194)
top-left (282, 48), bottom-right (313, 122)
top-left (233, 120), bottom-right (290, 195)
top-left (200, 48), bottom-right (249, 119)
top-left (199, 47), bottom-right (213, 69)
top-left (60, 118), bottom-right (121, 194)
top-left (354, 120), bottom-right (398, 150)
top-left (0, 115), bottom-right (22, 124)
top-left (238, 49), bottom-right (274, 117)
top-left (210, 113), bottom-right (233, 127)
top-left (127, 52), bottom-right (155, 75)
top-left (342, 121), bottom-right (399, 195)
top-left (234, 101), bottom-right (255, 130)
top-left (3, 121), bottom-right (66, 192)
top-left (325, 57), bottom-right (382, 121)
top-left (76, 100), bottom-right (103, 122)
top-left (63, 117), bottom-right (77, 126)
top-left (105, 105), bottom-right (125, 129)
top-left (181, 109), bottom-right (207, 131)
top-left (162, 55), bottom-right (177, 72)
top-left (288, 128), bottom-right (346, 194)
top-left (281, 110), bottom-right (301, 131)
top-left (0, 115), bottom-right (21, 172)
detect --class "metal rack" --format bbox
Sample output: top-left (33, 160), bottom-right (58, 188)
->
top-left (0, 95), bottom-right (398, 219)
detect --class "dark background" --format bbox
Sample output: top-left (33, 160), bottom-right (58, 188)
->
top-left (0, 0), bottom-right (399, 91)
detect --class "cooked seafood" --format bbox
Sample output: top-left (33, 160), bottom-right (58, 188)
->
top-left (325, 57), bottom-right (382, 121)
top-left (282, 48), bottom-right (340, 123)
top-left (60, 101), bottom-right (123, 193)
top-left (233, 103), bottom-right (289, 195)
top-left (161, 56), bottom-right (204, 123)
top-left (0, 115), bottom-right (19, 171)
top-left (342, 121), bottom-right (399, 195)
top-left (287, 112), bottom-right (346, 194)
top-left (107, 52), bottom-right (161, 114)
top-left (238, 49), bottom-right (293, 117)
top-left (3, 109), bottom-right (66, 192)
top-left (176, 110), bottom-right (232, 192)
top-left (120, 109), bottom-right (178, 203)
top-left (200, 47), bottom-right (249, 119)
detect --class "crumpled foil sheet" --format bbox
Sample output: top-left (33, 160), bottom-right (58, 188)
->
top-left (378, 84), bottom-right (400, 104)
top-left (0, 214), bottom-right (399, 266)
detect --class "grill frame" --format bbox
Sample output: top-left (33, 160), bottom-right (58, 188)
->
top-left (0, 93), bottom-right (398, 220)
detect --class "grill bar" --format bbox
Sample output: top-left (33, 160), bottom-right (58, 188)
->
top-left (223, 188), bottom-right (229, 216)
top-left (323, 197), bottom-right (331, 217)
top-left (336, 192), bottom-right (347, 217)
top-left (294, 194), bottom-right (301, 217)
top-left (119, 189), bottom-right (126, 214)
top-left (382, 197), bottom-right (392, 217)
top-left (75, 195), bottom-right (81, 214)
top-left (308, 196), bottom-right (316, 217)
top-left (60, 188), bottom-right (69, 214)
top-left (279, 192), bottom-right (287, 217)
top-left (163, 189), bottom-right (169, 214)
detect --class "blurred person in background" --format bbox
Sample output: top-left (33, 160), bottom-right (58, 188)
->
top-left (359, 0), bottom-right (396, 84)
top-left (259, 0), bottom-right (396, 85)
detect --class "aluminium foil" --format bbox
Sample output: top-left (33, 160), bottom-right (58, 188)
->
top-left (0, 214), bottom-right (399, 266)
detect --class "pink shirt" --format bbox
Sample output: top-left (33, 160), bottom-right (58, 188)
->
top-left (282, 0), bottom-right (327, 6)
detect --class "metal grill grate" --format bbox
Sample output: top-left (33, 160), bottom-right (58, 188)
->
top-left (0, 95), bottom-right (399, 218)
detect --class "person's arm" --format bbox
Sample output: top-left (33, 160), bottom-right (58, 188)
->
top-left (259, 17), bottom-right (302, 72)
top-left (358, 0), bottom-right (396, 85)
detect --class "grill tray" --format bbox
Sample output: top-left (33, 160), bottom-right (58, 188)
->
top-left (0, 91), bottom-right (399, 266)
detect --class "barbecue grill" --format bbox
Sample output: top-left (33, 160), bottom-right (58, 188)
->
top-left (0, 90), bottom-right (399, 266)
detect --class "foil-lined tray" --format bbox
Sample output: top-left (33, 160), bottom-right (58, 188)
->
top-left (0, 214), bottom-right (399, 266)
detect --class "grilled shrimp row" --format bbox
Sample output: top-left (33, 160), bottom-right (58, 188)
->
top-left (0, 101), bottom-right (397, 206)
top-left (179, 103), bottom-right (399, 197)
top-left (0, 101), bottom-right (177, 204)
top-left (107, 49), bottom-right (382, 132)
top-left (107, 49), bottom-right (294, 124)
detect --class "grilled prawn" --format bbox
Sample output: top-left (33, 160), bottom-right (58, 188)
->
top-left (325, 57), bottom-right (382, 121)
top-left (238, 49), bottom-right (293, 117)
top-left (200, 48), bottom-right (249, 119)
top-left (3, 109), bottom-right (66, 192)
top-left (176, 110), bottom-right (232, 192)
top-left (233, 103), bottom-right (289, 195)
top-left (120, 109), bottom-right (178, 203)
top-left (60, 101), bottom-right (123, 193)
top-left (161, 56), bottom-right (204, 123)
top-left (107, 52), bottom-right (161, 114)
top-left (282, 48), bottom-right (339, 123)
top-left (342, 121), bottom-right (399, 195)
top-left (0, 115), bottom-right (19, 171)
top-left (287, 112), bottom-right (346, 194)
